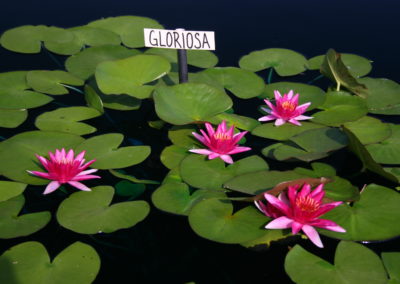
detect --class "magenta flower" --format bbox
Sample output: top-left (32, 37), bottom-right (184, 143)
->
top-left (258, 90), bottom-right (312, 126)
top-left (255, 183), bottom-right (345, 248)
top-left (28, 148), bottom-right (100, 195)
top-left (189, 120), bottom-right (251, 164)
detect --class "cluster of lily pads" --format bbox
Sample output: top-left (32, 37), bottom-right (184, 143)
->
top-left (0, 15), bottom-right (399, 283)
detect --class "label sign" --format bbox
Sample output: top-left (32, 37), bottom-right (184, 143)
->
top-left (144, 28), bottom-right (215, 50)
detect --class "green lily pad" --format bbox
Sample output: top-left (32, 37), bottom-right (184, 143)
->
top-left (285, 241), bottom-right (388, 284)
top-left (180, 155), bottom-right (269, 191)
top-left (0, 109), bottom-right (28, 128)
top-left (312, 91), bottom-right (368, 126)
top-left (109, 169), bottom-right (159, 185)
top-left (0, 131), bottom-right (84, 184)
top-left (0, 181), bottom-right (26, 202)
top-left (95, 54), bottom-right (170, 99)
top-left (0, 72), bottom-right (53, 109)
top-left (115, 181), bottom-right (145, 198)
top-left (69, 25), bottom-right (121, 47)
top-left (35, 107), bottom-right (100, 135)
top-left (382, 253), bottom-right (400, 283)
top-left (57, 186), bottom-right (150, 234)
top-left (84, 85), bottom-right (104, 114)
top-left (168, 125), bottom-right (200, 148)
top-left (88, 16), bottom-right (163, 48)
top-left (0, 195), bottom-right (50, 239)
top-left (188, 198), bottom-right (268, 244)
top-left (262, 82), bottom-right (325, 110)
top-left (65, 45), bottom-right (141, 80)
top-left (239, 48), bottom-right (308, 76)
top-left (263, 142), bottom-right (330, 162)
top-left (252, 122), bottom-right (324, 141)
top-left (344, 116), bottom-right (391, 145)
top-left (0, 241), bottom-right (100, 284)
top-left (26, 71), bottom-right (84, 95)
top-left (366, 124), bottom-right (400, 165)
top-left (160, 145), bottom-right (189, 169)
top-left (74, 133), bottom-right (150, 169)
top-left (359, 77), bottom-right (400, 115)
top-left (153, 83), bottom-right (233, 125)
top-left (209, 112), bottom-right (260, 131)
top-left (145, 48), bottom-right (218, 68)
top-left (322, 184), bottom-right (400, 241)
top-left (152, 181), bottom-right (226, 216)
top-left (308, 53), bottom-right (372, 77)
top-left (240, 228), bottom-right (292, 249)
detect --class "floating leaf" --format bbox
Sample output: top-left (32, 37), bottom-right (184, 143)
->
top-left (115, 180), bottom-right (145, 198)
top-left (240, 229), bottom-right (292, 249)
top-left (84, 85), bottom-right (104, 113)
top-left (0, 181), bottom-right (26, 202)
top-left (252, 122), bottom-right (324, 141)
top-left (168, 125), bottom-right (199, 148)
top-left (0, 195), bottom-right (50, 239)
top-left (109, 169), bottom-right (159, 185)
top-left (366, 124), bottom-right (400, 165)
top-left (209, 112), bottom-right (260, 131)
top-left (0, 109), bottom-right (28, 128)
top-left (0, 241), bottom-right (100, 284)
top-left (344, 116), bottom-right (391, 145)
top-left (26, 70), bottom-right (84, 95)
top-left (382, 252), bottom-right (400, 283)
top-left (95, 54), bottom-right (170, 99)
top-left (0, 131), bottom-right (84, 184)
top-left (160, 145), bottom-right (189, 169)
top-left (285, 241), bottom-right (388, 284)
top-left (57, 186), bottom-right (150, 234)
top-left (263, 142), bottom-right (330, 162)
top-left (145, 48), bottom-right (218, 68)
top-left (239, 48), bottom-right (308, 76)
top-left (74, 133), bottom-right (150, 169)
top-left (35, 107), bottom-right (100, 135)
top-left (69, 26), bottom-right (121, 47)
top-left (154, 83), bottom-right (232, 125)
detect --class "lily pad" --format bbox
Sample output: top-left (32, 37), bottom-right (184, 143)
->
top-left (0, 181), bottom-right (26, 202)
top-left (252, 122), bottom-right (324, 141)
top-left (366, 124), bottom-right (400, 165)
top-left (84, 85), bottom-right (104, 114)
top-left (0, 109), bottom-right (28, 128)
top-left (0, 241), bottom-right (100, 284)
top-left (57, 186), bottom-right (150, 234)
top-left (263, 142), bottom-right (330, 162)
top-left (109, 169), bottom-right (159, 185)
top-left (0, 131), bottom-right (84, 184)
top-left (26, 71), bottom-right (84, 95)
top-left (35, 107), bottom-right (100, 135)
top-left (262, 82), bottom-right (326, 110)
top-left (285, 241), bottom-right (388, 284)
top-left (209, 112), bottom-right (260, 131)
top-left (115, 181), bottom-right (145, 198)
top-left (0, 72), bottom-right (53, 109)
top-left (74, 133), bottom-right (150, 169)
top-left (65, 45), bottom-right (141, 80)
top-left (153, 83), bottom-right (233, 125)
top-left (95, 54), bottom-right (170, 99)
top-left (382, 253), bottom-right (400, 283)
top-left (88, 16), bottom-right (163, 48)
top-left (239, 48), bottom-right (308, 76)
top-left (0, 195), bottom-right (50, 239)
top-left (168, 125), bottom-right (200, 148)
top-left (145, 48), bottom-right (218, 68)
top-left (322, 184), bottom-right (400, 241)
top-left (160, 145), bottom-right (189, 169)
top-left (344, 116), bottom-right (391, 145)
top-left (67, 26), bottom-right (121, 47)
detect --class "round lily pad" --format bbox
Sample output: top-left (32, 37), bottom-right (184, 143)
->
top-left (153, 83), bottom-right (233, 125)
top-left (209, 112), bottom-right (260, 131)
top-left (0, 131), bottom-right (84, 184)
top-left (344, 116), bottom-right (391, 145)
top-left (57, 186), bottom-right (150, 234)
top-left (69, 26), bottom-right (121, 47)
top-left (0, 181), bottom-right (26, 202)
top-left (168, 125), bottom-right (200, 148)
top-left (74, 133), bottom-right (151, 169)
top-left (160, 145), bottom-right (189, 169)
top-left (239, 48), bottom-right (308, 76)
top-left (366, 124), bottom-right (400, 164)
top-left (252, 122), bottom-right (324, 141)
top-left (26, 70), bottom-right (84, 95)
top-left (145, 48), bottom-right (218, 68)
top-left (263, 143), bottom-right (330, 162)
top-left (0, 241), bottom-right (100, 284)
top-left (0, 109), bottom-right (28, 128)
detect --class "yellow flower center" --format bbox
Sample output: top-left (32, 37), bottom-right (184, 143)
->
top-left (281, 101), bottom-right (296, 112)
top-left (296, 196), bottom-right (320, 213)
top-left (214, 133), bottom-right (231, 141)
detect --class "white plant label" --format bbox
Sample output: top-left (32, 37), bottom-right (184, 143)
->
top-left (144, 28), bottom-right (215, 50)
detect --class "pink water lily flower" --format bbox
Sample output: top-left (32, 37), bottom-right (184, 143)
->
top-left (28, 148), bottom-right (100, 195)
top-left (259, 90), bottom-right (312, 126)
top-left (255, 183), bottom-right (345, 248)
top-left (189, 120), bottom-right (251, 164)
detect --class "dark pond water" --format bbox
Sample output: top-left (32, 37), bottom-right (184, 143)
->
top-left (0, 1), bottom-right (400, 283)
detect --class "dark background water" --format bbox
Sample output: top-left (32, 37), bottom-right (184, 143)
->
top-left (0, 1), bottom-right (400, 283)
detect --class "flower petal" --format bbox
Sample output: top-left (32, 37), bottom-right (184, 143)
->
top-left (68, 181), bottom-right (91, 191)
top-left (302, 224), bottom-right (323, 248)
top-left (189, 149), bottom-right (213, 156)
top-left (275, 118), bottom-right (286, 126)
top-left (27, 170), bottom-right (52, 179)
top-left (274, 90), bottom-right (282, 101)
top-left (295, 102), bottom-right (311, 114)
top-left (43, 181), bottom-right (61, 195)
top-left (311, 219), bottom-right (346, 233)
top-left (265, 216), bottom-right (293, 229)
top-left (291, 221), bottom-right (303, 235)
top-left (227, 146), bottom-right (251, 155)
top-left (77, 169), bottom-right (98, 176)
top-left (264, 99), bottom-right (277, 112)
top-left (288, 119), bottom-right (302, 126)
top-left (259, 115), bottom-right (277, 122)
top-left (192, 132), bottom-right (207, 144)
top-left (295, 115), bottom-right (313, 121)
top-left (208, 153), bottom-right (220, 160)
top-left (287, 90), bottom-right (294, 100)
top-left (220, 155), bottom-right (233, 164)
top-left (205, 123), bottom-right (215, 136)
top-left (264, 193), bottom-right (290, 214)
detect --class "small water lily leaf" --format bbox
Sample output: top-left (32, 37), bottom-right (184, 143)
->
top-left (209, 112), bottom-right (260, 131)
top-left (84, 85), bottom-right (104, 114)
top-left (145, 48), bottom-right (218, 68)
top-left (263, 143), bottom-right (329, 162)
top-left (0, 131), bottom-right (84, 184)
top-left (88, 16), bottom-right (163, 48)
top-left (344, 126), bottom-right (398, 182)
top-left (161, 145), bottom-right (189, 169)
top-left (224, 170), bottom-right (305, 195)
top-left (95, 54), bottom-right (170, 99)
top-left (0, 109), bottom-right (28, 128)
top-left (26, 70), bottom-right (84, 95)
top-left (65, 45), bottom-right (140, 80)
top-left (0, 195), bottom-right (50, 238)
top-left (308, 53), bottom-right (372, 77)
top-left (321, 49), bottom-right (368, 98)
top-left (285, 241), bottom-right (388, 284)
top-left (312, 91), bottom-right (368, 126)
top-left (180, 155), bottom-right (269, 191)
top-left (262, 82), bottom-right (326, 110)
top-left (294, 162), bottom-right (336, 178)
top-left (189, 198), bottom-right (268, 244)
top-left (322, 184), bottom-right (400, 241)
top-left (69, 26), bottom-right (121, 47)
top-left (57, 186), bottom-right (150, 234)
top-left (0, 241), bottom-right (100, 284)
top-left (382, 253), bottom-right (400, 283)
top-left (252, 122), bottom-right (324, 141)
top-left (154, 83), bottom-right (233, 125)
top-left (196, 67), bottom-right (265, 99)
top-left (239, 48), bottom-right (307, 76)
top-left (359, 77), bottom-right (400, 115)
top-left (0, 72), bottom-right (53, 109)
top-left (0, 181), bottom-right (26, 202)
top-left (35, 107), bottom-right (100, 135)
top-left (344, 116), bottom-right (391, 145)
top-left (152, 181), bottom-right (226, 216)
top-left (74, 133), bottom-right (150, 169)
top-left (366, 124), bottom-right (400, 165)
top-left (109, 169), bottom-right (159, 185)
top-left (115, 180), bottom-right (145, 198)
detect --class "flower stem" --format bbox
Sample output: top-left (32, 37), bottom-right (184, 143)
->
top-left (307, 74), bottom-right (324, 84)
top-left (59, 84), bottom-right (84, 94)
top-left (267, 68), bottom-right (273, 84)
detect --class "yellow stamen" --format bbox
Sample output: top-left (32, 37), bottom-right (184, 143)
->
top-left (281, 101), bottom-right (296, 112)
top-left (214, 133), bottom-right (231, 141)
top-left (296, 197), bottom-right (320, 213)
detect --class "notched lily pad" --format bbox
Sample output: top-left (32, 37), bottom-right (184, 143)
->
top-left (344, 116), bottom-right (391, 145)
top-left (252, 122), bottom-right (324, 141)
top-left (0, 108), bottom-right (28, 128)
top-left (26, 71), bottom-right (84, 95)
top-left (0, 181), bottom-right (26, 202)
